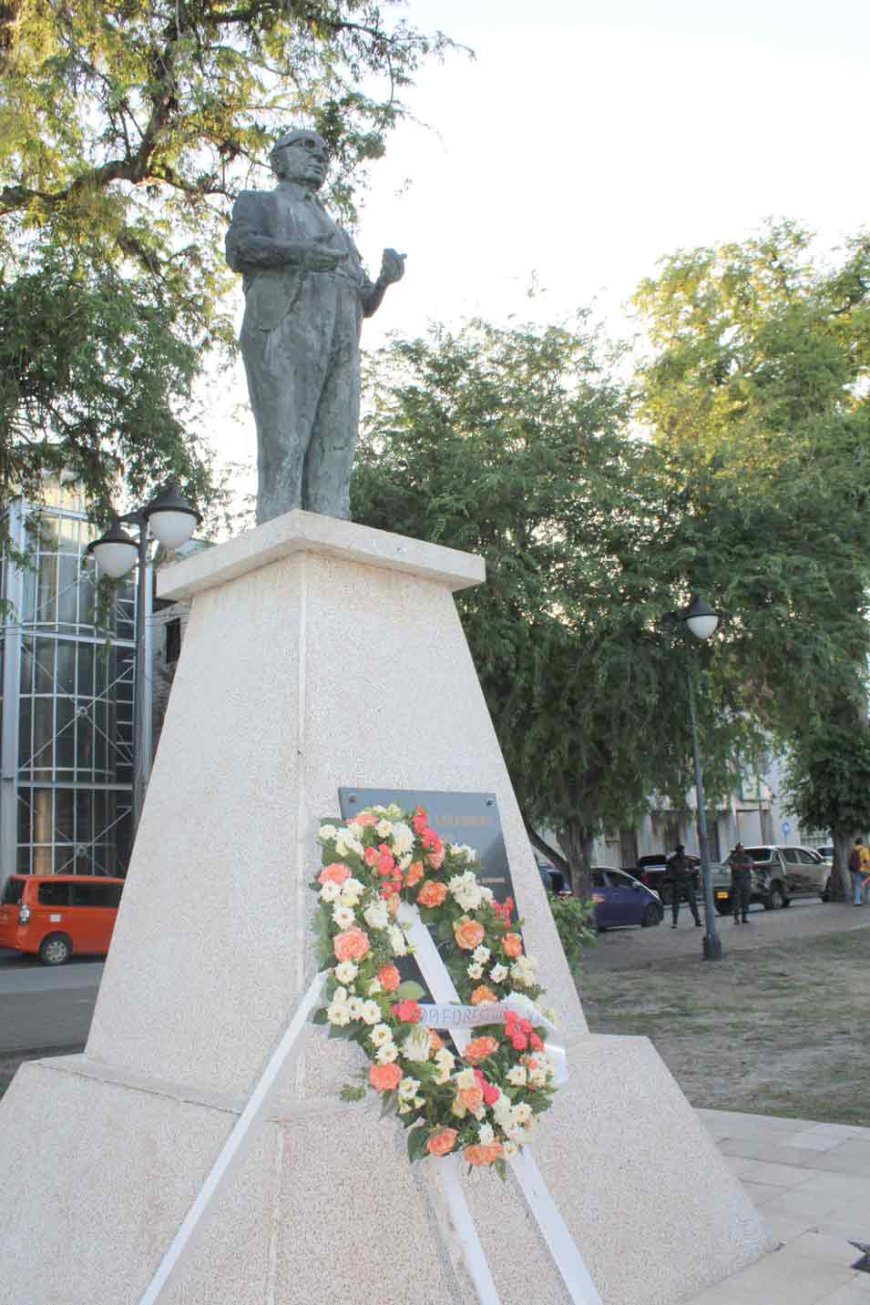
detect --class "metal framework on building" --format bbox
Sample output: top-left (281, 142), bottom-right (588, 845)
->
top-left (1, 486), bottom-right (137, 879)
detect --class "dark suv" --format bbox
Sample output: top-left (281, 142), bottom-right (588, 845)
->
top-left (635, 852), bottom-right (700, 905)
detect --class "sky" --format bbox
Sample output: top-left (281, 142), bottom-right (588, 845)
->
top-left (208, 0), bottom-right (870, 504)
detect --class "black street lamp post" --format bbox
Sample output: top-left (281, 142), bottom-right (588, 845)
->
top-left (86, 484), bottom-right (201, 835)
top-left (679, 596), bottom-right (722, 962)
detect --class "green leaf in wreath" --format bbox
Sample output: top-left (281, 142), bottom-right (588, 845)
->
top-left (395, 980), bottom-right (426, 1001)
top-left (339, 1084), bottom-right (367, 1102)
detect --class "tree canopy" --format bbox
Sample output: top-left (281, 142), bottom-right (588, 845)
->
top-left (352, 318), bottom-right (748, 892)
top-left (635, 221), bottom-right (870, 872)
top-left (1, 0), bottom-right (450, 514)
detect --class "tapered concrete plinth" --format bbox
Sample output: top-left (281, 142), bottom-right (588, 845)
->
top-left (0, 512), bottom-right (773, 1304)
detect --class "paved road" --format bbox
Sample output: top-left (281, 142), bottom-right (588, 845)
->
top-left (584, 897), bottom-right (870, 971)
top-left (0, 953), bottom-right (103, 1056)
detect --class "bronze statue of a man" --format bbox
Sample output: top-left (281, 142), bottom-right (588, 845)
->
top-left (226, 129), bottom-right (405, 523)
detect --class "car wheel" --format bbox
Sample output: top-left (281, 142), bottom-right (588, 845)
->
top-left (764, 883), bottom-right (786, 910)
top-left (714, 900), bottom-right (731, 916)
top-left (641, 902), bottom-right (663, 928)
top-left (39, 933), bottom-right (72, 966)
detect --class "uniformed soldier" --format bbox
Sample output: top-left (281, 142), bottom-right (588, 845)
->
top-left (667, 843), bottom-right (701, 928)
top-left (729, 842), bottom-right (753, 923)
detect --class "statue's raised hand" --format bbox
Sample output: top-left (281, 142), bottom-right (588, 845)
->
top-left (379, 248), bottom-right (406, 285)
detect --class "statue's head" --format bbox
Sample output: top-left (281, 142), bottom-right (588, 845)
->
top-left (270, 128), bottom-right (329, 189)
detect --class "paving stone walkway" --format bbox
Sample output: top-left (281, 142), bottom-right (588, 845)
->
top-left (687, 1108), bottom-right (870, 1303)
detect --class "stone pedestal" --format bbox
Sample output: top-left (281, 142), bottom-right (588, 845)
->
top-left (0, 513), bottom-right (773, 1304)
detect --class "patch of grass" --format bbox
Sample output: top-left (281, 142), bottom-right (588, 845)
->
top-left (579, 932), bottom-right (870, 1127)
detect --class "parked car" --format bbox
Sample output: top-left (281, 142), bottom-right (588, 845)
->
top-left (591, 867), bottom-right (664, 930)
top-left (0, 874), bottom-right (125, 965)
top-left (710, 846), bottom-right (830, 915)
top-left (635, 852), bottom-right (700, 905)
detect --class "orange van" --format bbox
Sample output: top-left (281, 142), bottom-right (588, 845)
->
top-left (0, 875), bottom-right (125, 965)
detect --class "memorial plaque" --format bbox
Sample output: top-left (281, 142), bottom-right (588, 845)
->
top-left (337, 788), bottom-right (516, 1005)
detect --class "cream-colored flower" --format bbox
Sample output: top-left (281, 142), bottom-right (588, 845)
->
top-left (503, 1140), bottom-right (518, 1159)
top-left (334, 961), bottom-right (358, 985)
top-left (511, 1102), bottom-right (533, 1127)
top-left (467, 962), bottom-right (484, 980)
top-left (347, 996), bottom-right (364, 1019)
top-left (375, 819), bottom-right (393, 838)
top-left (332, 904), bottom-right (356, 929)
top-left (448, 871), bottom-right (482, 912)
top-left (360, 1000), bottom-right (382, 1026)
top-left (390, 822), bottom-right (414, 856)
top-left (369, 1023), bottom-right (392, 1048)
top-left (478, 1122), bottom-right (495, 1145)
top-left (363, 901), bottom-right (389, 931)
top-left (367, 978), bottom-right (383, 996)
top-left (489, 963), bottom-right (508, 983)
top-left (398, 1076), bottom-right (421, 1101)
top-left (472, 945), bottom-right (491, 965)
top-left (316, 824), bottom-right (338, 845)
top-left (454, 1067), bottom-right (478, 1091)
top-left (433, 1048), bottom-right (455, 1084)
top-left (375, 1042), bottom-right (399, 1064)
top-left (510, 956), bottom-right (538, 988)
top-left (334, 828), bottom-right (364, 858)
top-left (387, 925), bottom-right (408, 956)
top-left (507, 1065), bottom-right (527, 1087)
top-left (339, 878), bottom-right (365, 906)
top-left (326, 999), bottom-right (350, 1027)
top-left (320, 880), bottom-right (342, 903)
top-left (529, 1067), bottom-right (547, 1088)
top-left (403, 1026), bottom-right (432, 1063)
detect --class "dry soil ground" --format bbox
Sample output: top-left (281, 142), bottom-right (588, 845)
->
top-left (579, 902), bottom-right (870, 1125)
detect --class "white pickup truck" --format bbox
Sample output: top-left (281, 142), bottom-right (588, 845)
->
top-left (710, 845), bottom-right (832, 914)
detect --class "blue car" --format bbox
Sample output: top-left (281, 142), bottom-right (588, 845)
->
top-left (591, 867), bottom-right (663, 930)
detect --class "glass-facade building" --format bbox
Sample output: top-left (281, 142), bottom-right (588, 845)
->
top-left (1, 484), bottom-right (135, 879)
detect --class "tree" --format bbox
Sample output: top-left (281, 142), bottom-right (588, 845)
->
top-left (635, 221), bottom-right (870, 874)
top-left (352, 318), bottom-right (749, 896)
top-left (785, 716), bottom-right (870, 898)
top-left (1, 0), bottom-right (451, 513)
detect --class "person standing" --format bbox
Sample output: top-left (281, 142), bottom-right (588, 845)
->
top-left (729, 843), bottom-right (753, 924)
top-left (848, 837), bottom-right (870, 906)
top-left (667, 843), bottom-right (701, 928)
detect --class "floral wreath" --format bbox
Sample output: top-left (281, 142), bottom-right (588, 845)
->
top-left (311, 803), bottom-right (560, 1173)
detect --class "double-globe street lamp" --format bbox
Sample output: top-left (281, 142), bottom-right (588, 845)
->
top-left (676, 595), bottom-right (723, 962)
top-left (86, 484), bottom-right (201, 835)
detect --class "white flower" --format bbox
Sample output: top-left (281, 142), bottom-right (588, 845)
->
top-left (347, 996), bottom-right (364, 1019)
top-left (448, 871), bottom-right (483, 912)
top-left (451, 843), bottom-right (478, 864)
top-left (369, 1023), bottom-right (393, 1047)
top-left (507, 1065), bottom-right (527, 1087)
top-left (479, 886), bottom-right (494, 904)
top-left (340, 878), bottom-right (365, 906)
top-left (490, 963), bottom-right (508, 983)
top-left (319, 880), bottom-right (341, 903)
top-left (360, 1000), bottom-right (382, 1025)
top-left (478, 1123), bottom-right (495, 1146)
top-left (510, 956), bottom-right (538, 988)
top-left (503, 1140), bottom-right (518, 1159)
top-left (455, 1067), bottom-right (478, 1091)
top-left (334, 961), bottom-right (358, 984)
top-left (434, 1048), bottom-right (455, 1083)
top-left (376, 1042), bottom-right (399, 1064)
top-left (529, 1067), bottom-right (547, 1088)
top-left (332, 905), bottom-right (356, 929)
top-left (472, 945), bottom-right (491, 965)
top-left (375, 819), bottom-right (393, 838)
top-left (467, 962), bottom-right (484, 980)
top-left (492, 1096), bottom-right (513, 1128)
top-left (387, 925), bottom-right (408, 956)
top-left (403, 1025), bottom-right (433, 1062)
top-left (363, 901), bottom-right (389, 931)
top-left (511, 1102), bottom-right (533, 1127)
top-left (317, 824), bottom-right (338, 845)
top-left (390, 822), bottom-right (414, 856)
top-left (332, 986), bottom-right (349, 1004)
top-left (334, 827), bottom-right (364, 858)
top-left (398, 854), bottom-right (412, 871)
top-left (326, 990), bottom-right (351, 1025)
top-left (367, 978), bottom-right (383, 995)
top-left (398, 1100), bottom-right (414, 1115)
top-left (398, 1076), bottom-right (421, 1101)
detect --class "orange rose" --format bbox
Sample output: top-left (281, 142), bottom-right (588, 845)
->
top-left (470, 985), bottom-right (499, 1006)
top-left (465, 1036), bottom-right (499, 1065)
top-left (502, 932), bottom-right (523, 959)
top-left (348, 812), bottom-right (378, 827)
top-left (333, 926), bottom-right (371, 963)
top-left (464, 1142), bottom-right (504, 1167)
top-left (318, 863), bottom-right (350, 885)
top-left (455, 1083), bottom-right (484, 1115)
top-left (454, 918), bottom-right (486, 951)
top-left (428, 1030), bottom-right (445, 1052)
top-left (378, 963), bottom-right (401, 993)
top-left (404, 861), bottom-right (425, 888)
top-left (369, 1062), bottom-right (402, 1093)
top-left (417, 880), bottom-right (448, 909)
top-left (426, 1128), bottom-right (458, 1157)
